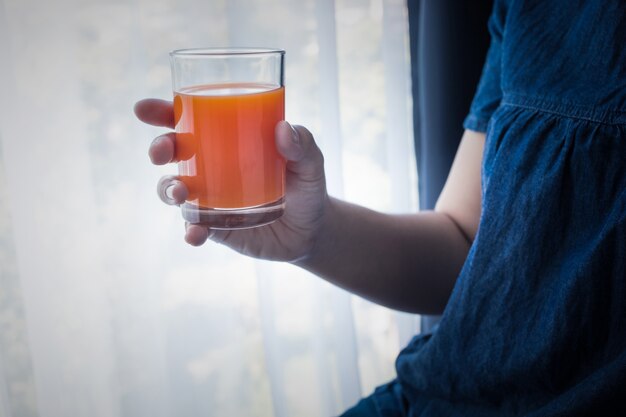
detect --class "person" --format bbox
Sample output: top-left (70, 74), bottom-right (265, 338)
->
top-left (134, 0), bottom-right (626, 414)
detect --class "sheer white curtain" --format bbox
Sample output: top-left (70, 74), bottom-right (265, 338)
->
top-left (0, 0), bottom-right (418, 416)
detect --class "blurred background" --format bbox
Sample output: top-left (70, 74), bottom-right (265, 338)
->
top-left (0, 0), bottom-right (419, 416)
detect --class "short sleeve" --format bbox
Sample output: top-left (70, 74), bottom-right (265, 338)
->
top-left (463, 0), bottom-right (508, 133)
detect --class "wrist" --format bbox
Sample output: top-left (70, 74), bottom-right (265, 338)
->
top-left (292, 194), bottom-right (337, 267)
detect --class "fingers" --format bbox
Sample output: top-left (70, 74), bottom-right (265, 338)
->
top-left (275, 121), bottom-right (324, 179)
top-left (184, 223), bottom-right (209, 246)
top-left (157, 175), bottom-right (188, 205)
top-left (149, 133), bottom-right (176, 165)
top-left (137, 97), bottom-right (206, 247)
top-left (134, 99), bottom-right (175, 128)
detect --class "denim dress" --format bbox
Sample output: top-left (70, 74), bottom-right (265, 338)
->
top-left (368, 0), bottom-right (626, 415)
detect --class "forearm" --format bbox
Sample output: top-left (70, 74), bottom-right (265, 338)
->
top-left (295, 130), bottom-right (484, 314)
top-left (295, 196), bottom-right (471, 314)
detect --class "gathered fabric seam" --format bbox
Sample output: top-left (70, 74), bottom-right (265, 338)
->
top-left (501, 93), bottom-right (626, 126)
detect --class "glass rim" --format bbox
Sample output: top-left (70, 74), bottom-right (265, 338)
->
top-left (170, 47), bottom-right (285, 57)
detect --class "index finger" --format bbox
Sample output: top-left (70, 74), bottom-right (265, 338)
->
top-left (134, 99), bottom-right (175, 128)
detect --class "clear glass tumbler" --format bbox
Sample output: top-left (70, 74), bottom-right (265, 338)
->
top-left (167, 48), bottom-right (286, 229)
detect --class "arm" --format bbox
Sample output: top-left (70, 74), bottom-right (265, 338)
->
top-left (135, 99), bottom-right (483, 315)
top-left (297, 130), bottom-right (484, 314)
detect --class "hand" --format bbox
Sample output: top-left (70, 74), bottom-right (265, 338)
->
top-left (134, 99), bottom-right (329, 262)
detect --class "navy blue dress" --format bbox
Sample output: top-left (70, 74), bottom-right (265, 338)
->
top-left (346, 0), bottom-right (626, 415)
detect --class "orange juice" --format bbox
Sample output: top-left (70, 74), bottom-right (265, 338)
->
top-left (173, 83), bottom-right (285, 210)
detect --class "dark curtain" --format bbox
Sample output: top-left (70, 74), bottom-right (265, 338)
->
top-left (407, 0), bottom-right (493, 332)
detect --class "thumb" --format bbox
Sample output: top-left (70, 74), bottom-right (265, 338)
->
top-left (275, 121), bottom-right (324, 179)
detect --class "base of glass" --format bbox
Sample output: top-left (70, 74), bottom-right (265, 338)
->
top-left (181, 197), bottom-right (285, 230)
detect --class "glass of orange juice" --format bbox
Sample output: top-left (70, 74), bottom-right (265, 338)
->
top-left (167, 48), bottom-right (286, 229)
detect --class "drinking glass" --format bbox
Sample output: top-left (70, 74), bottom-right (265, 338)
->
top-left (166, 48), bottom-right (286, 229)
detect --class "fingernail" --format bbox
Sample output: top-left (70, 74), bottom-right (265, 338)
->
top-left (158, 177), bottom-right (183, 205)
top-left (290, 124), bottom-right (300, 145)
top-left (165, 182), bottom-right (177, 200)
